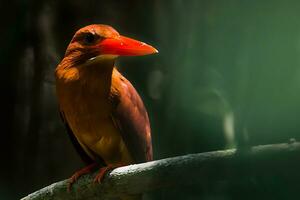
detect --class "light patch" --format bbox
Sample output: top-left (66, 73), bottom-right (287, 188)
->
top-left (223, 111), bottom-right (236, 148)
top-left (61, 67), bottom-right (80, 81)
top-left (84, 54), bottom-right (118, 66)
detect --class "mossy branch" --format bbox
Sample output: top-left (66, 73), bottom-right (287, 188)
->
top-left (21, 141), bottom-right (300, 200)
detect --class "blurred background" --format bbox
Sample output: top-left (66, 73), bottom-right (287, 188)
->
top-left (2, 0), bottom-right (300, 199)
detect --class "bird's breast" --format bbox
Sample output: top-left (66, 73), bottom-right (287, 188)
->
top-left (57, 80), bottom-right (133, 165)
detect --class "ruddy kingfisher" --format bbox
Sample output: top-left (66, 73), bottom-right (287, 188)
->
top-left (55, 24), bottom-right (157, 191)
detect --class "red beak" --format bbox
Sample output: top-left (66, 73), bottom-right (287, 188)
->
top-left (98, 36), bottom-right (158, 56)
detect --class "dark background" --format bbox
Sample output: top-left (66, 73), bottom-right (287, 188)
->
top-left (2, 0), bottom-right (300, 199)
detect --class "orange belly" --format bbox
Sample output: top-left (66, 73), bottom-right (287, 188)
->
top-left (65, 111), bottom-right (133, 165)
top-left (56, 64), bottom-right (134, 166)
top-left (60, 93), bottom-right (134, 166)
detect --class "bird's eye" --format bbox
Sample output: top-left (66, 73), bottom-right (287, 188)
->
top-left (84, 33), bottom-right (97, 44)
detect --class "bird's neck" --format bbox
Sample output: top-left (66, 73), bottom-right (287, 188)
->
top-left (56, 58), bottom-right (115, 98)
top-left (82, 62), bottom-right (114, 95)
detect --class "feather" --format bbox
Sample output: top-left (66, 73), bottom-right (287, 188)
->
top-left (59, 111), bottom-right (105, 166)
top-left (111, 69), bottom-right (153, 163)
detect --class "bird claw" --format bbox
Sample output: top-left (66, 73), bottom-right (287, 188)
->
top-left (67, 163), bottom-right (123, 191)
top-left (93, 164), bottom-right (122, 183)
top-left (67, 163), bottom-right (98, 192)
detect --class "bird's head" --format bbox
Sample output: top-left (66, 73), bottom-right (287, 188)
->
top-left (64, 24), bottom-right (158, 66)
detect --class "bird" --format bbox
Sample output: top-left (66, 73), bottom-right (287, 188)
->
top-left (55, 24), bottom-right (157, 191)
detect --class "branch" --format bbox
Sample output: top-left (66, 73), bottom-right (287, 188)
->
top-left (21, 141), bottom-right (300, 200)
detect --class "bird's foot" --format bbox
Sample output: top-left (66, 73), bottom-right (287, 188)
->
top-left (93, 164), bottom-right (123, 183)
top-left (68, 163), bottom-right (98, 192)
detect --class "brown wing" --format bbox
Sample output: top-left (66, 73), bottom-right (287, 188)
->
top-left (111, 74), bottom-right (153, 163)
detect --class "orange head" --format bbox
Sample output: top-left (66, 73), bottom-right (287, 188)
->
top-left (64, 24), bottom-right (158, 65)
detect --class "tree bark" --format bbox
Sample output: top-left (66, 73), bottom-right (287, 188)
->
top-left (21, 141), bottom-right (300, 200)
